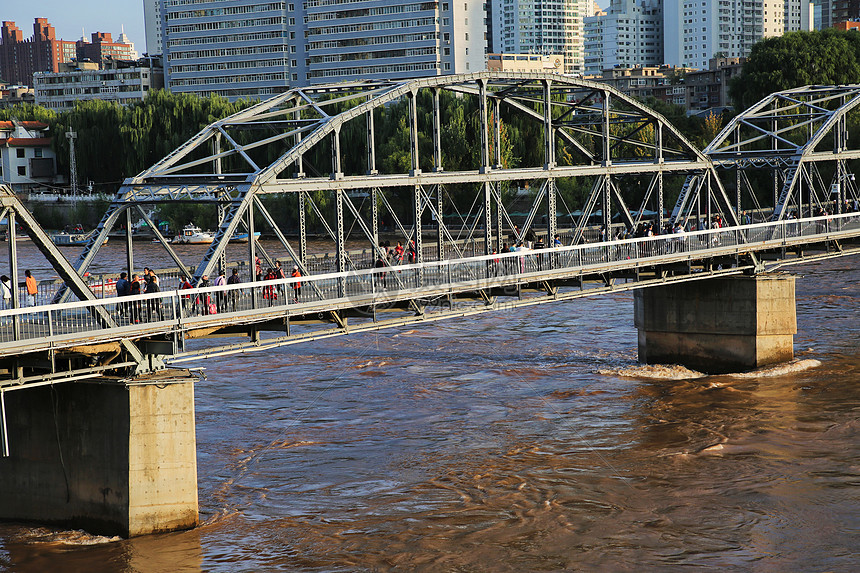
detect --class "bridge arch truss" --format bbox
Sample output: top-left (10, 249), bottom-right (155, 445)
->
top-left (695, 84), bottom-right (860, 222)
top-left (61, 71), bottom-right (733, 295)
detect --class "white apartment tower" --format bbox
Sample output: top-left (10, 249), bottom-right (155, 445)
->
top-left (143, 0), bottom-right (163, 55)
top-left (584, 0), bottom-right (662, 75)
top-left (492, 0), bottom-right (592, 75)
top-left (664, 0), bottom-right (811, 70)
top-left (159, 0), bottom-right (486, 100)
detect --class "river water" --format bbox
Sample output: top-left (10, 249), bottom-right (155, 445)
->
top-left (0, 243), bottom-right (858, 572)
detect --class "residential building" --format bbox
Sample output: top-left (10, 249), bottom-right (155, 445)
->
top-left (0, 19), bottom-right (77, 87)
top-left (588, 65), bottom-right (681, 100)
top-left (0, 119), bottom-right (60, 192)
top-left (583, 6), bottom-right (607, 75)
top-left (303, 0), bottom-right (485, 84)
top-left (491, 0), bottom-right (592, 75)
top-left (832, 1), bottom-right (860, 26)
top-left (0, 84), bottom-right (36, 108)
top-left (1, 19), bottom-right (139, 88)
top-left (684, 56), bottom-right (745, 113)
top-left (77, 31), bottom-right (138, 63)
top-left (33, 57), bottom-right (164, 112)
top-left (834, 19), bottom-right (860, 29)
top-left (143, 0), bottom-right (164, 56)
top-left (584, 0), bottom-right (663, 75)
top-left (161, 0), bottom-right (485, 100)
top-left (487, 53), bottom-right (566, 72)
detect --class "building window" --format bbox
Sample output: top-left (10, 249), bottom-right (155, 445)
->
top-left (34, 148), bottom-right (43, 158)
top-left (16, 149), bottom-right (25, 159)
top-left (17, 166), bottom-right (26, 176)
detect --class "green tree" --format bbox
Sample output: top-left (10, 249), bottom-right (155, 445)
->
top-left (729, 29), bottom-right (860, 109)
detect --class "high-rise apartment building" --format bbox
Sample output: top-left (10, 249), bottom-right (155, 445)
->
top-left (1, 19), bottom-right (138, 88)
top-left (161, 0), bottom-right (485, 100)
top-left (664, 0), bottom-right (810, 70)
top-left (584, 0), bottom-right (662, 75)
top-left (490, 0), bottom-right (592, 75)
top-left (830, 0), bottom-right (860, 26)
top-left (0, 19), bottom-right (76, 87)
top-left (143, 0), bottom-right (163, 55)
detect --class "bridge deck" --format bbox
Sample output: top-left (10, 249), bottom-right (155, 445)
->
top-left (1, 214), bottom-right (858, 377)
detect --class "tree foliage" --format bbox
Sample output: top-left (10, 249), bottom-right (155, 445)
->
top-left (729, 29), bottom-right (860, 109)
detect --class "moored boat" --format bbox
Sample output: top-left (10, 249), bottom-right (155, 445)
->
top-left (52, 230), bottom-right (108, 247)
top-left (173, 223), bottom-right (215, 245)
top-left (229, 231), bottom-right (261, 243)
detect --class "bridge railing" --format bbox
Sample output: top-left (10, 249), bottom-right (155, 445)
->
top-left (1, 212), bottom-right (859, 349)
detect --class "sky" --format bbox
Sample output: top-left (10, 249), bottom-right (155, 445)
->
top-left (2, 1), bottom-right (146, 51)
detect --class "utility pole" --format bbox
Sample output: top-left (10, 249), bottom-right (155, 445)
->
top-left (66, 131), bottom-right (78, 199)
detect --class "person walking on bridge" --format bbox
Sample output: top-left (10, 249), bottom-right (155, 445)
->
top-left (129, 273), bottom-right (142, 323)
top-left (1, 275), bottom-right (11, 310)
top-left (227, 268), bottom-right (241, 311)
top-left (291, 266), bottom-right (302, 303)
top-left (115, 272), bottom-right (130, 318)
top-left (24, 270), bottom-right (37, 307)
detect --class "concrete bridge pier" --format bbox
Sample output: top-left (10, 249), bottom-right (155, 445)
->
top-left (634, 274), bottom-right (796, 374)
top-left (0, 369), bottom-right (198, 537)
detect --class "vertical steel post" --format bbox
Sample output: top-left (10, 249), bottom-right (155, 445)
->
top-left (479, 79), bottom-right (492, 254)
top-left (295, 108), bottom-right (305, 178)
top-left (366, 106), bottom-right (378, 175)
top-left (248, 202), bottom-right (257, 309)
top-left (547, 178), bottom-right (557, 249)
top-left (213, 132), bottom-right (222, 175)
top-left (372, 187), bottom-right (380, 251)
top-left (217, 202), bottom-right (227, 276)
top-left (496, 187), bottom-right (503, 253)
top-left (298, 191), bottom-right (307, 266)
top-left (432, 88), bottom-right (443, 173)
top-left (602, 176), bottom-right (611, 237)
top-left (436, 185), bottom-right (444, 261)
top-left (413, 185), bottom-right (423, 264)
top-left (1, 390), bottom-right (8, 457)
top-left (332, 127), bottom-right (343, 180)
top-left (336, 188), bottom-right (346, 273)
top-left (493, 98), bottom-right (502, 168)
top-left (125, 207), bottom-right (134, 277)
top-left (8, 211), bottom-right (19, 311)
top-left (8, 211), bottom-right (20, 343)
top-left (408, 90), bottom-right (420, 176)
top-left (544, 79), bottom-right (555, 169)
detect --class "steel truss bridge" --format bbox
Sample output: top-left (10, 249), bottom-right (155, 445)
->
top-left (2, 73), bottom-right (860, 396)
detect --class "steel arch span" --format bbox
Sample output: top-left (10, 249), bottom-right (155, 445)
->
top-left (55, 71), bottom-right (734, 299)
top-left (702, 84), bottom-right (860, 221)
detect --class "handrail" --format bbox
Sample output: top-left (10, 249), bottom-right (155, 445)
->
top-left (0, 212), bottom-right (858, 351)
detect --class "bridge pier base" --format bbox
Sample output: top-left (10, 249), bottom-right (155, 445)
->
top-left (634, 274), bottom-right (796, 374)
top-left (0, 369), bottom-right (198, 537)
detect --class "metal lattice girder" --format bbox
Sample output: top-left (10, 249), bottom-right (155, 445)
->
top-left (121, 72), bottom-right (710, 196)
top-left (704, 84), bottom-right (860, 220)
top-left (66, 72), bottom-right (723, 286)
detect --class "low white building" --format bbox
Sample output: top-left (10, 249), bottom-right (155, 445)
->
top-left (33, 57), bottom-right (164, 112)
top-left (0, 119), bottom-right (60, 192)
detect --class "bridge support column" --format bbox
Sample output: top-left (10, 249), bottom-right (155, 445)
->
top-left (0, 369), bottom-right (198, 537)
top-left (634, 274), bottom-right (796, 373)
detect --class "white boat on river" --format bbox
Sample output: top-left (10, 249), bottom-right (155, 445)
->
top-left (172, 223), bottom-right (215, 245)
